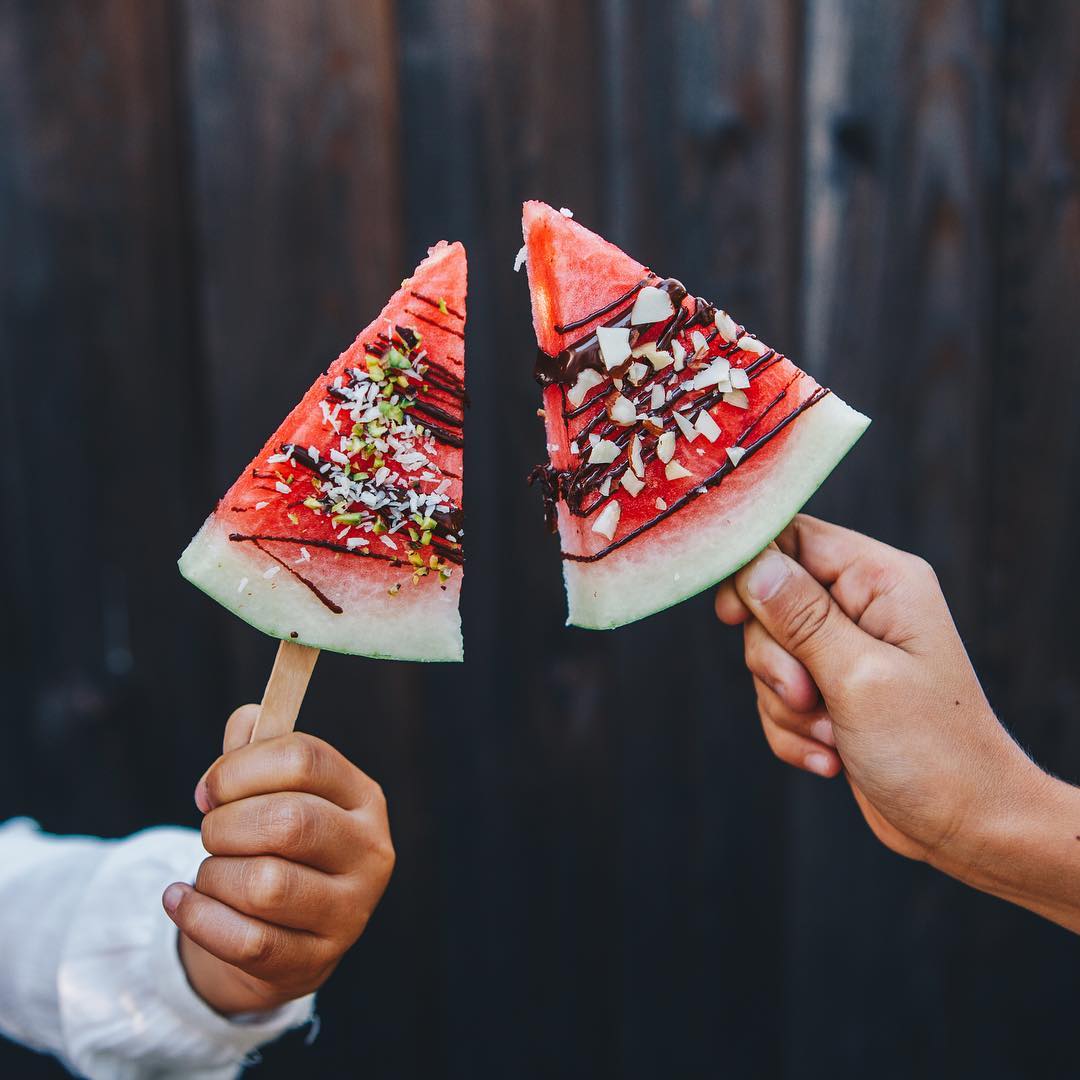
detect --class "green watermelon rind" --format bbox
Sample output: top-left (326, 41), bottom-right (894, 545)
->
top-left (179, 520), bottom-right (464, 662)
top-left (562, 394), bottom-right (870, 630)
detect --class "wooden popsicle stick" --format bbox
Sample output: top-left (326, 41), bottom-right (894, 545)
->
top-left (251, 640), bottom-right (320, 742)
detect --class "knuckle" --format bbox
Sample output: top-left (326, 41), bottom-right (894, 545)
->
top-left (279, 733), bottom-right (324, 787)
top-left (742, 628), bottom-right (761, 671)
top-left (907, 553), bottom-right (937, 584)
top-left (194, 856), bottom-right (215, 892)
top-left (353, 813), bottom-right (395, 872)
top-left (366, 779), bottom-right (388, 810)
top-left (249, 859), bottom-right (291, 910)
top-left (202, 759), bottom-right (227, 807)
top-left (374, 835), bottom-right (396, 877)
top-left (237, 923), bottom-right (277, 968)
top-left (268, 794), bottom-right (314, 855)
top-left (846, 652), bottom-right (888, 696)
top-left (781, 591), bottom-right (833, 654)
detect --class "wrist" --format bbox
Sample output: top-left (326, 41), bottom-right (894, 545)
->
top-left (931, 751), bottom-right (1080, 933)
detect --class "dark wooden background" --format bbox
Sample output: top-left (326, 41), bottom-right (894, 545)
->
top-left (2, 1), bottom-right (1078, 1077)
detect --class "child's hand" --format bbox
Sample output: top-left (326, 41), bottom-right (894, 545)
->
top-left (713, 515), bottom-right (1041, 872)
top-left (162, 705), bottom-right (395, 1015)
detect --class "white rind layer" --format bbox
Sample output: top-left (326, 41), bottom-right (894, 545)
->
top-left (562, 393), bottom-right (870, 629)
top-left (178, 519), bottom-right (463, 662)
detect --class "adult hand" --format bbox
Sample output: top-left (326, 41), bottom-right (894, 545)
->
top-left (715, 515), bottom-right (1080, 933)
top-left (163, 706), bottom-right (395, 1014)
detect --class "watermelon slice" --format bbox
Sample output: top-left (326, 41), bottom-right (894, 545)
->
top-left (180, 241), bottom-right (466, 661)
top-left (522, 202), bottom-right (869, 630)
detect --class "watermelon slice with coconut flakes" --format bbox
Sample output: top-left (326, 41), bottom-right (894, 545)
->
top-left (522, 201), bottom-right (869, 630)
top-left (180, 241), bottom-right (466, 662)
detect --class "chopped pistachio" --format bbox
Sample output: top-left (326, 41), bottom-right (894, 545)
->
top-left (420, 530), bottom-right (432, 546)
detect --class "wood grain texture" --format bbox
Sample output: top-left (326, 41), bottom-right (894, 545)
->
top-left (792, 3), bottom-right (1008, 1077)
top-left (2, 2), bottom-right (1079, 1078)
top-left (253, 640), bottom-right (319, 740)
top-left (0, 0), bottom-right (225, 846)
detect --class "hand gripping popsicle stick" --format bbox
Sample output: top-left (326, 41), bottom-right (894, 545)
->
top-left (251, 640), bottom-right (320, 743)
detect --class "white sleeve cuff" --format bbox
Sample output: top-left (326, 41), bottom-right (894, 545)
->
top-left (56, 826), bottom-right (315, 1080)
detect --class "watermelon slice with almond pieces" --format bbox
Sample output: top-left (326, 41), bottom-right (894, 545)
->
top-left (522, 201), bottom-right (869, 629)
top-left (180, 241), bottom-right (466, 661)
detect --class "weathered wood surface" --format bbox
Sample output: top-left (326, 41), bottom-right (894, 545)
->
top-left (1, 1), bottom-right (1078, 1077)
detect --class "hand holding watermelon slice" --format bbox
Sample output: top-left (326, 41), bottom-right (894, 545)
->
top-left (521, 201), bottom-right (870, 629)
top-left (713, 514), bottom-right (1080, 936)
top-left (180, 242), bottom-right (467, 730)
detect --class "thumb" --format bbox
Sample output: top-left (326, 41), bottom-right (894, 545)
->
top-left (734, 547), bottom-right (874, 688)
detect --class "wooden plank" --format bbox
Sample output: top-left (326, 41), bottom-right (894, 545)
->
top-left (0, 1), bottom-right (221, 1073)
top-left (791, 3), bottom-right (1042, 1078)
top-left (0, 0), bottom-right (222, 832)
top-left (976, 5), bottom-right (1080, 1074)
top-left (594, 3), bottom-right (804, 1076)
top-left (989, 1), bottom-right (1080, 772)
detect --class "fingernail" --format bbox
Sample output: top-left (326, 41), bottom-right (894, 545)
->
top-left (810, 719), bottom-right (836, 747)
top-left (162, 883), bottom-right (187, 915)
top-left (194, 778), bottom-right (212, 814)
top-left (805, 752), bottom-right (833, 777)
top-left (746, 551), bottom-right (790, 602)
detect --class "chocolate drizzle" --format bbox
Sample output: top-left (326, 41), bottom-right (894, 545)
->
top-left (410, 291), bottom-right (465, 321)
top-left (550, 347), bottom-right (782, 521)
top-left (410, 399), bottom-right (463, 428)
top-left (534, 278), bottom-right (689, 387)
top-left (560, 387), bottom-right (831, 563)
top-left (554, 277), bottom-right (653, 334)
top-left (238, 537), bottom-right (345, 613)
top-left (530, 276), bottom-right (832, 563)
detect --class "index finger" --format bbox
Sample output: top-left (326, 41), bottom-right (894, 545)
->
top-left (199, 732), bottom-right (382, 814)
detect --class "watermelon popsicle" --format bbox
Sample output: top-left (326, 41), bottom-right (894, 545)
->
top-left (180, 242), bottom-right (467, 729)
top-left (522, 201), bottom-right (869, 629)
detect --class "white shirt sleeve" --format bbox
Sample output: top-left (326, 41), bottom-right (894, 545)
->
top-left (0, 818), bottom-right (315, 1079)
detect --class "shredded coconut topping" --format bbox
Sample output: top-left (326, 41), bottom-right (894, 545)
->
top-left (251, 322), bottom-right (462, 588)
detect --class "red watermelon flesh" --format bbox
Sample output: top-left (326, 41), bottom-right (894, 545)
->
top-left (180, 241), bottom-right (466, 661)
top-left (522, 201), bottom-right (869, 629)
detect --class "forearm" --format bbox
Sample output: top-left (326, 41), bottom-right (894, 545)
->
top-left (936, 760), bottom-right (1080, 934)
